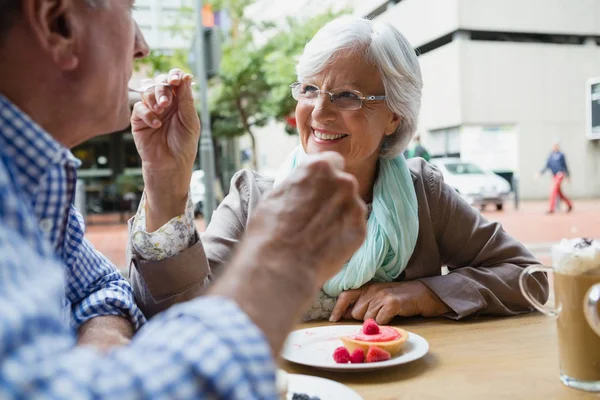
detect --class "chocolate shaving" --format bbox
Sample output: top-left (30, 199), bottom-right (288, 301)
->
top-left (574, 238), bottom-right (594, 249)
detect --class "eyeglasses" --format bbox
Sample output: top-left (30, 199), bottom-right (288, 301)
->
top-left (290, 82), bottom-right (386, 111)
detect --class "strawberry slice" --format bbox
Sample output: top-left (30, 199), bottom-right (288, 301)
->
top-left (366, 346), bottom-right (391, 363)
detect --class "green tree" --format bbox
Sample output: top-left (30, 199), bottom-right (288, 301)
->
top-left (208, 6), bottom-right (346, 167)
top-left (209, 34), bottom-right (271, 169)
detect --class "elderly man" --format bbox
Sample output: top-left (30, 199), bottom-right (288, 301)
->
top-left (0, 0), bottom-right (367, 398)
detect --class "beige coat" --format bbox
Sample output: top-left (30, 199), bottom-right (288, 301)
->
top-left (128, 159), bottom-right (549, 319)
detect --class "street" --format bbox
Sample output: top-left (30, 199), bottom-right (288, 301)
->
top-left (86, 200), bottom-right (600, 271)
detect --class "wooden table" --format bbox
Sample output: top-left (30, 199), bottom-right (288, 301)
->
top-left (283, 314), bottom-right (599, 400)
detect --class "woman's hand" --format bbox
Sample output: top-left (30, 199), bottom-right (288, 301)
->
top-left (132, 69), bottom-right (199, 176)
top-left (131, 69), bottom-right (200, 230)
top-left (330, 281), bottom-right (451, 324)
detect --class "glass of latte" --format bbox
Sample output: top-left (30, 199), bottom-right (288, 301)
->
top-left (520, 238), bottom-right (600, 392)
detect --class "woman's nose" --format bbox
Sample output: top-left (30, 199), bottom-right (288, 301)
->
top-left (311, 93), bottom-right (337, 123)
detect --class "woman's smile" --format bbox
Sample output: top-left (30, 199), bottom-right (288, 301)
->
top-left (311, 127), bottom-right (349, 145)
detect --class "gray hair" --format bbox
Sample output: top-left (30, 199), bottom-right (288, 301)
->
top-left (0, 0), bottom-right (105, 41)
top-left (296, 16), bottom-right (423, 158)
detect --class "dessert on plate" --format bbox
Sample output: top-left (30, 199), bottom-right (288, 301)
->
top-left (334, 319), bottom-right (409, 363)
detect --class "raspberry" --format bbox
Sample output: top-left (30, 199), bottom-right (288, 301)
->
top-left (332, 346), bottom-right (350, 363)
top-left (362, 318), bottom-right (380, 335)
top-left (366, 346), bottom-right (391, 363)
top-left (349, 348), bottom-right (365, 363)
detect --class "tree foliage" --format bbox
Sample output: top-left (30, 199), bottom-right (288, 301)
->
top-left (134, 0), bottom-right (348, 167)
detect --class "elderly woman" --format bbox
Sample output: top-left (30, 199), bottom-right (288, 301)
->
top-left (128, 16), bottom-right (548, 323)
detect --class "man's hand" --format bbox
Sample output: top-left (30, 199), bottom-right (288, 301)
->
top-left (131, 69), bottom-right (200, 231)
top-left (210, 152), bottom-right (368, 354)
top-left (330, 281), bottom-right (451, 324)
top-left (77, 316), bottom-right (134, 353)
top-left (248, 152), bottom-right (368, 286)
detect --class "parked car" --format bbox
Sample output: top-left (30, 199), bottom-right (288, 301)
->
top-left (430, 158), bottom-right (511, 211)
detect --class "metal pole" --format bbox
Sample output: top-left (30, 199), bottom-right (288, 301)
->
top-left (193, 0), bottom-right (216, 223)
top-left (512, 175), bottom-right (519, 210)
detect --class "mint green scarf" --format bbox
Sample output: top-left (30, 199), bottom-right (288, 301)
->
top-left (274, 147), bottom-right (419, 297)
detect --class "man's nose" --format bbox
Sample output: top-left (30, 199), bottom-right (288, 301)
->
top-left (133, 22), bottom-right (150, 59)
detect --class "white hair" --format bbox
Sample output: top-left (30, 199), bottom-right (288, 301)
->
top-left (296, 16), bottom-right (423, 158)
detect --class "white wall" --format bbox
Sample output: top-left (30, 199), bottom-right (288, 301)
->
top-left (459, 41), bottom-right (600, 198)
top-left (374, 0), bottom-right (460, 48)
top-left (417, 41), bottom-right (463, 130)
top-left (458, 0), bottom-right (600, 36)
top-left (133, 0), bottom-right (192, 51)
top-left (352, 0), bottom-right (389, 18)
top-left (460, 125), bottom-right (519, 173)
top-left (375, 0), bottom-right (600, 49)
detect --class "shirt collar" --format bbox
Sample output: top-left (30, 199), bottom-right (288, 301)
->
top-left (0, 94), bottom-right (80, 197)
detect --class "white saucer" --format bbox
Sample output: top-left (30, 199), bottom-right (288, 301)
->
top-left (287, 374), bottom-right (363, 400)
top-left (282, 325), bottom-right (429, 372)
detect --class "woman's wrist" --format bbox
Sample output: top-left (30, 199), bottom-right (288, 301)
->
top-left (142, 168), bottom-right (191, 231)
top-left (417, 281), bottom-right (451, 316)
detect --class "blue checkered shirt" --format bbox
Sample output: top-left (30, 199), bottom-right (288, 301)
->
top-left (0, 95), bottom-right (277, 398)
top-left (0, 95), bottom-right (145, 330)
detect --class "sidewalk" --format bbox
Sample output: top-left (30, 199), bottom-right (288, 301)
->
top-left (480, 199), bottom-right (600, 264)
top-left (86, 199), bottom-right (600, 269)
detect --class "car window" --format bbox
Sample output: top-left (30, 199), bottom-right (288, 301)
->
top-left (444, 163), bottom-right (484, 175)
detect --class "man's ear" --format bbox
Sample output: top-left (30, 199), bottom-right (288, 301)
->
top-left (21, 0), bottom-right (80, 70)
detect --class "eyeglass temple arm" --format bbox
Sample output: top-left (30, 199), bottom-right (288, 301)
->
top-left (363, 95), bottom-right (386, 101)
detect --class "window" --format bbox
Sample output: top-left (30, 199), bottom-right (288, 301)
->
top-left (470, 30), bottom-right (586, 45)
top-left (445, 162), bottom-right (484, 175)
top-left (428, 127), bottom-right (461, 158)
top-left (72, 137), bottom-right (111, 170)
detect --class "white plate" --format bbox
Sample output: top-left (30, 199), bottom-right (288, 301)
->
top-left (282, 325), bottom-right (429, 372)
top-left (287, 374), bottom-right (363, 400)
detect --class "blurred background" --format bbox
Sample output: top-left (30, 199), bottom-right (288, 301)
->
top-left (75, 0), bottom-right (600, 270)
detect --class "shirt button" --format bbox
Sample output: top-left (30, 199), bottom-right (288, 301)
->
top-left (40, 218), bottom-right (53, 233)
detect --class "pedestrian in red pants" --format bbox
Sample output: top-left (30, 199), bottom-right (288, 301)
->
top-left (548, 172), bottom-right (572, 213)
top-left (537, 142), bottom-right (573, 214)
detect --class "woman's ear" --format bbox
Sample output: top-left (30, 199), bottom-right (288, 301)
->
top-left (384, 113), bottom-right (401, 136)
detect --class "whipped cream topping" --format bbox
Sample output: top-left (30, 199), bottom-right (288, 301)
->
top-left (552, 238), bottom-right (600, 276)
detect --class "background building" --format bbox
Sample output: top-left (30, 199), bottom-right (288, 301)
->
top-left (131, 0), bottom-right (192, 50)
top-left (73, 0), bottom-right (600, 207)
top-left (71, 1), bottom-right (194, 218)
top-left (248, 0), bottom-right (600, 199)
